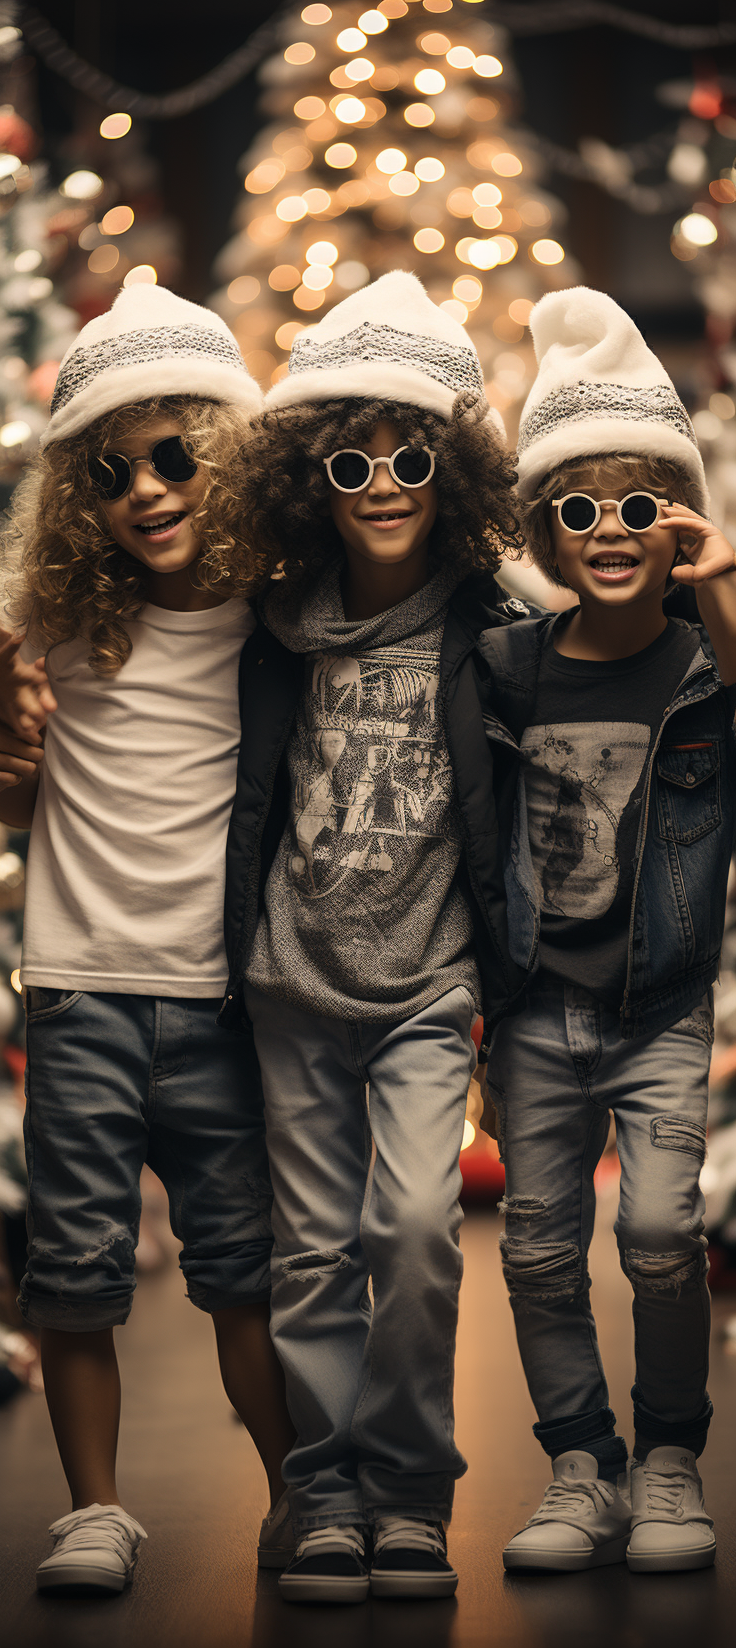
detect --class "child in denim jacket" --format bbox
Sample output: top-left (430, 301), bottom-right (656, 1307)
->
top-left (482, 287), bottom-right (736, 1575)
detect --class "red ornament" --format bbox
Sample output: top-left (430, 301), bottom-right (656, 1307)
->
top-left (0, 107), bottom-right (38, 164)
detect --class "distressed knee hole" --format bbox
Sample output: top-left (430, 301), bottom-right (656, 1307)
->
top-left (77, 1227), bottom-right (135, 1270)
top-left (500, 1236), bottom-right (586, 1307)
top-left (623, 1247), bottom-right (705, 1296)
top-left (498, 1193), bottom-right (549, 1224)
top-left (280, 1249), bottom-right (350, 1282)
top-left (650, 1116), bottom-right (706, 1161)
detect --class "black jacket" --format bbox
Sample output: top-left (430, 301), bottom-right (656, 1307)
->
top-left (219, 574), bottom-right (534, 1054)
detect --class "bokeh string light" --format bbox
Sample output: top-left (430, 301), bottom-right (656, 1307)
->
top-left (210, 0), bottom-right (579, 427)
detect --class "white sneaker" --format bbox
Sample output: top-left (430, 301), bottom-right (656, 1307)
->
top-left (36, 1503), bottom-right (147, 1593)
top-left (627, 1447), bottom-right (716, 1572)
top-left (257, 1488), bottom-right (296, 1569)
top-left (278, 1524), bottom-right (370, 1603)
top-left (370, 1516), bottom-right (458, 1598)
top-left (503, 1451), bottom-right (631, 1572)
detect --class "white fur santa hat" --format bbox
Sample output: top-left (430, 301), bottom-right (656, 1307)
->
top-left (516, 286), bottom-right (708, 511)
top-left (265, 269), bottom-right (494, 423)
top-left (43, 283), bottom-right (262, 444)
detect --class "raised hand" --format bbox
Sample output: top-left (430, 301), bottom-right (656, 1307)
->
top-left (664, 506), bottom-right (736, 584)
top-left (0, 627), bottom-right (57, 734)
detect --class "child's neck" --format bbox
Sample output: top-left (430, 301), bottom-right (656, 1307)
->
top-left (555, 590), bottom-right (668, 662)
top-left (144, 565), bottom-right (228, 613)
top-left (340, 543), bottom-right (431, 621)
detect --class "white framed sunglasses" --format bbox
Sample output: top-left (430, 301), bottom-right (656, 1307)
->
top-left (324, 445), bottom-right (436, 493)
top-left (551, 491), bottom-right (670, 534)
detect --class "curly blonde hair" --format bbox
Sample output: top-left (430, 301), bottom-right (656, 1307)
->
top-left (237, 393), bottom-right (525, 604)
top-left (2, 395), bottom-right (265, 675)
top-left (522, 453), bottom-right (703, 588)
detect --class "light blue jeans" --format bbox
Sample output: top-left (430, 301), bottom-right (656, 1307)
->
top-left (245, 982), bottom-right (477, 1532)
top-left (487, 970), bottom-right (713, 1471)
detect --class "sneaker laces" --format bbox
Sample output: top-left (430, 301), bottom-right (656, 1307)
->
top-left (639, 1469), bottom-right (686, 1515)
top-left (294, 1524), bottom-right (365, 1560)
top-left (373, 1517), bottom-right (445, 1556)
top-left (529, 1479), bottom-right (615, 1524)
top-left (48, 1505), bottom-right (147, 1563)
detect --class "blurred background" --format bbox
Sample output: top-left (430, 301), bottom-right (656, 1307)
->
top-left (2, 3), bottom-right (736, 1641)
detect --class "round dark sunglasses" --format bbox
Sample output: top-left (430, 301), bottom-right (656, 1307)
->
top-left (552, 492), bottom-right (669, 534)
top-left (88, 436), bottom-right (198, 500)
top-left (324, 445), bottom-right (436, 493)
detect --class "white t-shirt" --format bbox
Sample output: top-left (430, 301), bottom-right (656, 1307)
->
top-left (21, 599), bottom-right (254, 996)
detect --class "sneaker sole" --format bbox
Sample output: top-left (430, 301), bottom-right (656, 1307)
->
top-left (36, 1564), bottom-right (128, 1593)
top-left (278, 1574), bottom-right (370, 1604)
top-left (626, 1542), bottom-right (716, 1573)
top-left (371, 1569), bottom-right (458, 1598)
top-left (503, 1534), bottom-right (629, 1573)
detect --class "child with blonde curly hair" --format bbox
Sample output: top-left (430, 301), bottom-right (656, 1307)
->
top-left (0, 286), bottom-right (295, 1594)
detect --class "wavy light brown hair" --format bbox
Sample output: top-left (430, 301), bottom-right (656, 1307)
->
top-left (2, 395), bottom-right (265, 675)
top-left (238, 393), bottom-right (524, 602)
top-left (522, 453), bottom-right (703, 588)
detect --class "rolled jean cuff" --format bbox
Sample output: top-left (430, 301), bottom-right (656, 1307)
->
top-left (186, 1283), bottom-right (271, 1314)
top-left (534, 1404), bottom-right (628, 1471)
top-left (633, 1392), bottom-right (713, 1460)
top-left (18, 1290), bottom-right (134, 1332)
top-left (364, 1500), bottom-right (456, 1527)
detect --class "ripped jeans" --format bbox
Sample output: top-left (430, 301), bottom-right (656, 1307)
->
top-left (487, 970), bottom-right (713, 1472)
top-left (245, 983), bottom-right (476, 1532)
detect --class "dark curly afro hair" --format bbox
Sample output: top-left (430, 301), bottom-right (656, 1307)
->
top-left (239, 391), bottom-right (525, 600)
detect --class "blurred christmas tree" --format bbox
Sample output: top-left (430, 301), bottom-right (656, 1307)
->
top-left (0, 9), bottom-right (78, 501)
top-left (209, 0), bottom-right (579, 436)
top-left (663, 86), bottom-right (736, 540)
top-left (0, 3), bottom-right (184, 501)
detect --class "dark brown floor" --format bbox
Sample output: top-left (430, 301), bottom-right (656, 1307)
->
top-left (2, 1186), bottom-right (736, 1648)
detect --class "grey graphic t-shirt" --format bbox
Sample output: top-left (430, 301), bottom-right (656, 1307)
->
top-left (523, 620), bottom-right (698, 1003)
top-left (246, 563), bottom-right (481, 1022)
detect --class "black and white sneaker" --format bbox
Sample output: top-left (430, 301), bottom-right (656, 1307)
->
top-left (370, 1517), bottom-right (458, 1598)
top-left (278, 1523), bottom-right (370, 1603)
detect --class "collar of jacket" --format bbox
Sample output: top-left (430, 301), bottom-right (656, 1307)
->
top-left (441, 573), bottom-right (546, 684)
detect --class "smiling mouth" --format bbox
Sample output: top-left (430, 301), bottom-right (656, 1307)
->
top-left (134, 512), bottom-right (186, 536)
top-left (361, 510), bottom-right (413, 523)
top-left (589, 554), bottom-right (640, 571)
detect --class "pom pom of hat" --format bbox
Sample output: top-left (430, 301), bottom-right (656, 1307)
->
top-left (516, 286), bottom-right (708, 511)
top-left (43, 283), bottom-right (262, 445)
top-left (265, 269), bottom-right (493, 423)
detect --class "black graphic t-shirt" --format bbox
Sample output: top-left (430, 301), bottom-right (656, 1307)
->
top-left (522, 619), bottom-right (699, 1003)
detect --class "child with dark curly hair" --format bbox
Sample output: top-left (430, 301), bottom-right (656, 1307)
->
top-left (0, 285), bottom-right (296, 1594)
top-left (218, 271), bottom-right (530, 1604)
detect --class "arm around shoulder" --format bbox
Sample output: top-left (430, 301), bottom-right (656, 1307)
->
top-left (0, 722), bottom-right (44, 828)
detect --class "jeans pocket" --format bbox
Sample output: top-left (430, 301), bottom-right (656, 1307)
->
top-left (25, 988), bottom-right (83, 1022)
top-left (671, 988), bottom-right (715, 1047)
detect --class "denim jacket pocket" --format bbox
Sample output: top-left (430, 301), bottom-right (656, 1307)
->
top-left (655, 740), bottom-right (721, 845)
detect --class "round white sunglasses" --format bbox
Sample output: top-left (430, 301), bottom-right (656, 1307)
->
top-left (324, 445), bottom-right (436, 493)
top-left (551, 491), bottom-right (670, 534)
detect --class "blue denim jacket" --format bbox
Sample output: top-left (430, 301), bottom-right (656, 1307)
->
top-left (477, 614), bottom-right (736, 1039)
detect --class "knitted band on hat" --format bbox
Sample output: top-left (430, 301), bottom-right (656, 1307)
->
top-left (43, 284), bottom-right (262, 445)
top-left (517, 380), bottom-right (696, 457)
top-left (266, 269), bottom-right (487, 421)
top-left (516, 285), bottom-right (709, 512)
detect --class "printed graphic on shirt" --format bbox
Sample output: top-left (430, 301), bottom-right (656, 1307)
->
top-left (288, 645), bottom-right (458, 899)
top-left (521, 721), bottom-right (649, 919)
